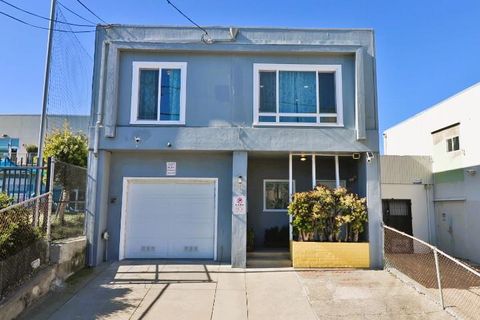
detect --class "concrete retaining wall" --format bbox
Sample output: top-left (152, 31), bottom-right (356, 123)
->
top-left (0, 236), bottom-right (86, 320)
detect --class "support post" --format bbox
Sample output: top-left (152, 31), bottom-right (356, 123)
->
top-left (335, 155), bottom-right (340, 188)
top-left (46, 158), bottom-right (55, 262)
top-left (434, 250), bottom-right (445, 309)
top-left (231, 151), bottom-right (248, 268)
top-left (311, 154), bottom-right (316, 189)
top-left (288, 153), bottom-right (293, 241)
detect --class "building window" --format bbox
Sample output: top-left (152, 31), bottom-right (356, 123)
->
top-left (446, 136), bottom-right (460, 152)
top-left (263, 179), bottom-right (294, 212)
top-left (254, 64), bottom-right (343, 126)
top-left (131, 62), bottom-right (187, 124)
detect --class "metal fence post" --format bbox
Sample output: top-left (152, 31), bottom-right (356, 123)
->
top-left (46, 158), bottom-right (55, 262)
top-left (433, 249), bottom-right (445, 309)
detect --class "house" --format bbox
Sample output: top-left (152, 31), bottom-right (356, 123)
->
top-left (86, 25), bottom-right (382, 268)
top-left (383, 82), bottom-right (480, 263)
top-left (0, 114), bottom-right (89, 163)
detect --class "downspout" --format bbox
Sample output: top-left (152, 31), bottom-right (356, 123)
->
top-left (94, 41), bottom-right (108, 157)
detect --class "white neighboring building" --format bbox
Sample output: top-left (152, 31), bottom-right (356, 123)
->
top-left (382, 82), bottom-right (480, 263)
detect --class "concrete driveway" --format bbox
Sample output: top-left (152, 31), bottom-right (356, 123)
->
top-left (21, 261), bottom-right (453, 320)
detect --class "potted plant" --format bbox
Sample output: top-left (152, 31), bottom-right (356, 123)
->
top-left (288, 185), bottom-right (369, 268)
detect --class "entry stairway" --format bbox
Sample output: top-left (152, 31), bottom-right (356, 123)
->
top-left (246, 249), bottom-right (292, 268)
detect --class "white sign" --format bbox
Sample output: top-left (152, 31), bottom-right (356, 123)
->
top-left (166, 162), bottom-right (176, 176)
top-left (233, 196), bottom-right (246, 215)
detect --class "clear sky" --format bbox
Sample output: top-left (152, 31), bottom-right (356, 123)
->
top-left (1, 0), bottom-right (479, 137)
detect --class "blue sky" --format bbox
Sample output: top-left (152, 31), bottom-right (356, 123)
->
top-left (1, 0), bottom-right (479, 136)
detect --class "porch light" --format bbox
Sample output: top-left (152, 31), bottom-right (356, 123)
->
top-left (300, 155), bottom-right (307, 161)
top-left (237, 176), bottom-right (243, 184)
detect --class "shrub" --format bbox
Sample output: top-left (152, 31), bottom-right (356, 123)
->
top-left (0, 195), bottom-right (43, 260)
top-left (288, 185), bottom-right (367, 242)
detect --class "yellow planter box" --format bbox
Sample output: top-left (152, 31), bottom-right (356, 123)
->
top-left (290, 241), bottom-right (370, 268)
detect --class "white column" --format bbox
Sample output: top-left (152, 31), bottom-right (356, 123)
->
top-left (335, 155), bottom-right (340, 188)
top-left (288, 153), bottom-right (293, 241)
top-left (311, 154), bottom-right (316, 189)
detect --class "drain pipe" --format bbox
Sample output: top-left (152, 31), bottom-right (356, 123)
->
top-left (94, 41), bottom-right (108, 157)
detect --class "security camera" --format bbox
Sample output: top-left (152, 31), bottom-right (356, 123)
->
top-left (366, 152), bottom-right (374, 163)
top-left (134, 136), bottom-right (141, 143)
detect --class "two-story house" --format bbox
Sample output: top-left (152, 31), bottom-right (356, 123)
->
top-left (86, 25), bottom-right (382, 268)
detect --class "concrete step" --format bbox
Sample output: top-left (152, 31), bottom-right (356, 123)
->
top-left (247, 250), bottom-right (292, 268)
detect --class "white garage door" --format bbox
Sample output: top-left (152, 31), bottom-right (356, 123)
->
top-left (121, 178), bottom-right (217, 259)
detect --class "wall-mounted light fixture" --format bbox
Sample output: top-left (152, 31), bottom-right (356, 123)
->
top-left (237, 175), bottom-right (243, 185)
top-left (300, 154), bottom-right (307, 161)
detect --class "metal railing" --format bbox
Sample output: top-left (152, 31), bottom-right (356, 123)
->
top-left (383, 224), bottom-right (480, 320)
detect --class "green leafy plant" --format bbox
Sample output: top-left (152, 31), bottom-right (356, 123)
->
top-left (44, 123), bottom-right (87, 225)
top-left (25, 144), bottom-right (38, 154)
top-left (0, 192), bottom-right (13, 209)
top-left (288, 185), bottom-right (368, 242)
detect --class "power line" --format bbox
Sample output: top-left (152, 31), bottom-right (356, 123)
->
top-left (0, 0), bottom-right (95, 27)
top-left (75, 0), bottom-right (107, 24)
top-left (165, 0), bottom-right (211, 42)
top-left (57, 1), bottom-right (96, 25)
top-left (0, 10), bottom-right (95, 33)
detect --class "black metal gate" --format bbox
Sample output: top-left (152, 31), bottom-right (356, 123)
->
top-left (382, 199), bottom-right (414, 253)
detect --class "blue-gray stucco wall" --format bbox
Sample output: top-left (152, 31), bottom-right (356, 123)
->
top-left (105, 151), bottom-right (233, 262)
top-left (117, 52), bottom-right (356, 128)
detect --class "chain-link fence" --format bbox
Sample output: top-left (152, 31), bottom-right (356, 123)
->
top-left (383, 224), bottom-right (480, 320)
top-left (50, 160), bottom-right (86, 240)
top-left (0, 193), bottom-right (52, 298)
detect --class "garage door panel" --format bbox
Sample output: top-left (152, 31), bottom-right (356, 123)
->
top-left (123, 179), bottom-right (216, 259)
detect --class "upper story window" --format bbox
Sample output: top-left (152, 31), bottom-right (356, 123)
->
top-left (446, 136), bottom-right (460, 152)
top-left (130, 62), bottom-right (187, 125)
top-left (253, 64), bottom-right (343, 127)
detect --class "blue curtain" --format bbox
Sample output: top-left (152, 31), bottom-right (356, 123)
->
top-left (259, 71), bottom-right (276, 113)
top-left (160, 69), bottom-right (181, 121)
top-left (138, 70), bottom-right (159, 120)
top-left (279, 71), bottom-right (316, 114)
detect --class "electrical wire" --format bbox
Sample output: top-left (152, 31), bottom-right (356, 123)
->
top-left (0, 10), bottom-right (96, 33)
top-left (75, 0), bottom-right (107, 24)
top-left (57, 1), bottom-right (97, 25)
top-left (165, 0), bottom-right (212, 43)
top-left (0, 0), bottom-right (96, 27)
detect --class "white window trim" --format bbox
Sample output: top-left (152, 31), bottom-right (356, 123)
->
top-left (263, 179), bottom-right (295, 212)
top-left (130, 61), bottom-right (187, 125)
top-left (445, 135), bottom-right (460, 153)
top-left (253, 63), bottom-right (344, 127)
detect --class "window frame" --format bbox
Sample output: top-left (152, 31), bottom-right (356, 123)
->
top-left (130, 61), bottom-right (187, 125)
top-left (253, 63), bottom-right (343, 127)
top-left (263, 179), bottom-right (295, 212)
top-left (446, 135), bottom-right (460, 153)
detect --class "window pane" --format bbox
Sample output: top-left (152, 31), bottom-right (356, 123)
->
top-left (259, 72), bottom-right (276, 113)
top-left (138, 69), bottom-right (159, 120)
top-left (259, 116), bottom-right (276, 122)
top-left (446, 139), bottom-right (453, 152)
top-left (279, 71), bottom-right (316, 113)
top-left (318, 73), bottom-right (337, 113)
top-left (280, 116), bottom-right (316, 123)
top-left (160, 69), bottom-right (181, 121)
top-left (453, 136), bottom-right (460, 150)
top-left (265, 181), bottom-right (290, 210)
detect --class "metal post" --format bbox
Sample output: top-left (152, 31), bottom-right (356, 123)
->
top-left (36, 0), bottom-right (56, 200)
top-left (46, 158), bottom-right (55, 262)
top-left (433, 250), bottom-right (445, 309)
top-left (288, 153), bottom-right (293, 241)
top-left (334, 155), bottom-right (340, 188)
top-left (311, 154), bottom-right (316, 189)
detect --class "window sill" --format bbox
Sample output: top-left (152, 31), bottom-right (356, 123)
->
top-left (253, 122), bottom-right (344, 128)
top-left (129, 121), bottom-right (185, 126)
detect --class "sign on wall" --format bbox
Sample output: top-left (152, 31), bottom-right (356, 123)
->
top-left (233, 195), bottom-right (246, 215)
top-left (166, 162), bottom-right (176, 176)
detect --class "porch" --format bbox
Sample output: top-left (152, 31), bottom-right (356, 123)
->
top-left (245, 152), bottom-right (367, 267)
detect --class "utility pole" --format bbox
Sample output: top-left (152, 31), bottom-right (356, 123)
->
top-left (35, 0), bottom-right (56, 223)
top-left (37, 0), bottom-right (56, 169)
